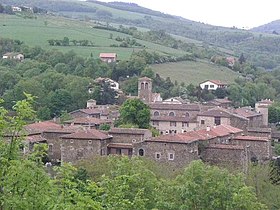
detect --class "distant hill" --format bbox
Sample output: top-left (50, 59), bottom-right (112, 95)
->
top-left (251, 20), bottom-right (280, 35)
top-left (2, 0), bottom-right (280, 70)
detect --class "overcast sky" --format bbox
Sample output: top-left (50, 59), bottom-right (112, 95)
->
top-left (97, 0), bottom-right (280, 29)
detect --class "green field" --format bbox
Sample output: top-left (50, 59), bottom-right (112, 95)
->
top-left (151, 60), bottom-right (240, 85)
top-left (0, 14), bottom-right (186, 59)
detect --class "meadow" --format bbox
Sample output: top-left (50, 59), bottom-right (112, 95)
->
top-left (151, 60), bottom-right (240, 85)
top-left (0, 14), bottom-right (186, 59)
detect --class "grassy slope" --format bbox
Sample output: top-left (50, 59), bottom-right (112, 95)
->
top-left (0, 14), bottom-right (186, 59)
top-left (151, 60), bottom-right (240, 85)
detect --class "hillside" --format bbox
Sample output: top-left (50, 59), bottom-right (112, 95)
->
top-left (151, 60), bottom-right (240, 85)
top-left (0, 14), bottom-right (186, 59)
top-left (251, 20), bottom-right (280, 34)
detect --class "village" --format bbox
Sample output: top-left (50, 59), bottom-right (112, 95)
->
top-left (17, 67), bottom-right (277, 171)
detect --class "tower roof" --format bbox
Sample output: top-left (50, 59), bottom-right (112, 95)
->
top-left (138, 77), bottom-right (152, 81)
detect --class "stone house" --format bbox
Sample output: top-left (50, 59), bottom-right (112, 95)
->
top-left (108, 128), bottom-right (152, 144)
top-left (149, 103), bottom-right (201, 134)
top-left (205, 98), bottom-right (232, 109)
top-left (151, 115), bottom-right (197, 134)
top-left (232, 135), bottom-right (272, 162)
top-left (64, 117), bottom-right (112, 129)
top-left (60, 129), bottom-right (112, 163)
top-left (99, 53), bottom-right (117, 63)
top-left (197, 107), bottom-right (249, 131)
top-left (70, 108), bottom-right (102, 119)
top-left (42, 126), bottom-right (82, 163)
top-left (201, 144), bottom-right (248, 171)
top-left (234, 107), bottom-right (263, 128)
top-left (134, 133), bottom-right (200, 168)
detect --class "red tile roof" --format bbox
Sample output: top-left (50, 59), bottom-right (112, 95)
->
top-left (107, 143), bottom-right (133, 149)
top-left (206, 144), bottom-right (244, 150)
top-left (151, 116), bottom-right (193, 122)
top-left (234, 135), bottom-right (269, 142)
top-left (26, 134), bottom-right (46, 143)
top-left (209, 80), bottom-right (227, 85)
top-left (149, 103), bottom-right (200, 111)
top-left (24, 121), bottom-right (61, 134)
top-left (61, 129), bottom-right (111, 140)
top-left (99, 53), bottom-right (117, 58)
top-left (198, 107), bottom-right (232, 118)
top-left (109, 128), bottom-right (150, 135)
top-left (234, 108), bottom-right (262, 118)
top-left (149, 125), bottom-right (243, 144)
top-left (150, 134), bottom-right (199, 144)
top-left (64, 117), bottom-right (111, 125)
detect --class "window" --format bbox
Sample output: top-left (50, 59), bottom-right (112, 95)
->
top-left (205, 85), bottom-right (209, 89)
top-left (185, 112), bottom-right (190, 117)
top-left (154, 111), bottom-right (160, 116)
top-left (170, 122), bottom-right (177, 127)
top-left (152, 121), bottom-right (159, 126)
top-left (214, 117), bottom-right (221, 125)
top-left (138, 149), bottom-right (144, 156)
top-left (168, 153), bottom-right (175, 160)
top-left (116, 148), bottom-right (121, 155)
top-left (145, 83), bottom-right (148, 89)
top-left (141, 82), bottom-right (144, 89)
top-left (210, 85), bottom-right (214, 88)
top-left (169, 112), bottom-right (175, 117)
top-left (201, 120), bottom-right (205, 125)
top-left (88, 140), bottom-right (92, 144)
top-left (155, 152), bottom-right (161, 159)
top-left (48, 144), bottom-right (53, 154)
top-left (182, 122), bottom-right (189, 127)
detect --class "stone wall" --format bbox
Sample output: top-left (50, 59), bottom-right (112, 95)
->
top-left (151, 109), bottom-right (199, 119)
top-left (108, 133), bottom-right (146, 144)
top-left (43, 131), bottom-right (72, 162)
top-left (152, 121), bottom-right (197, 135)
top-left (201, 144), bottom-right (248, 171)
top-left (61, 139), bottom-right (107, 163)
top-left (231, 139), bottom-right (271, 162)
top-left (134, 141), bottom-right (199, 168)
top-left (197, 116), bottom-right (230, 129)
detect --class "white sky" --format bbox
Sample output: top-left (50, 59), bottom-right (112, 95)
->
top-left (97, 0), bottom-right (280, 29)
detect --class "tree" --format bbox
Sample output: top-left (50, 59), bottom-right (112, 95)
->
top-left (119, 98), bottom-right (150, 129)
top-left (239, 53), bottom-right (246, 64)
top-left (0, 4), bottom-right (4, 13)
top-left (157, 161), bottom-right (267, 210)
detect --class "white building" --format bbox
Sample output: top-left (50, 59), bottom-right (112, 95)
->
top-left (199, 80), bottom-right (227, 90)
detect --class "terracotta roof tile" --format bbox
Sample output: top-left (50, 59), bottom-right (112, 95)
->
top-left (206, 144), bottom-right (244, 150)
top-left (61, 129), bottom-right (111, 140)
top-left (150, 134), bottom-right (199, 144)
top-left (209, 80), bottom-right (227, 85)
top-left (26, 134), bottom-right (46, 143)
top-left (234, 108), bottom-right (262, 118)
top-left (107, 143), bottom-right (133, 149)
top-left (234, 135), bottom-right (269, 142)
top-left (24, 121), bottom-right (61, 134)
top-left (151, 116), bottom-right (193, 122)
top-left (99, 53), bottom-right (117, 58)
top-left (149, 103), bottom-right (200, 111)
top-left (109, 128), bottom-right (151, 135)
top-left (64, 117), bottom-right (111, 125)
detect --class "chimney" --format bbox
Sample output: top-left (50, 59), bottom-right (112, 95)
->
top-left (206, 126), bottom-right (210, 132)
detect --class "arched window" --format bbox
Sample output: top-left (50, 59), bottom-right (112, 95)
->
top-left (141, 82), bottom-right (144, 89)
top-left (169, 112), bottom-right (175, 117)
top-left (154, 111), bottom-right (160, 116)
top-left (145, 82), bottom-right (149, 89)
top-left (185, 112), bottom-right (190, 117)
top-left (139, 149), bottom-right (144, 156)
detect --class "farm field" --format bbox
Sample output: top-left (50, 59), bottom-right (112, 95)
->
top-left (0, 14), bottom-right (186, 59)
top-left (151, 60), bottom-right (240, 85)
